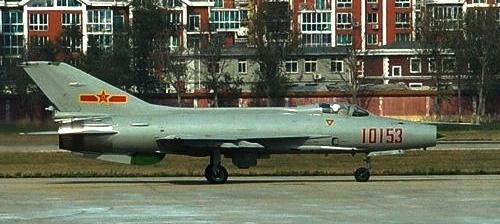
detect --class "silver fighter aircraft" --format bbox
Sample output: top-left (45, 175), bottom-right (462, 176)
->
top-left (22, 61), bottom-right (438, 183)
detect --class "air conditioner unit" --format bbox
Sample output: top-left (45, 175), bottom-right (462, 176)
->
top-left (313, 74), bottom-right (323, 80)
top-left (371, 4), bottom-right (379, 10)
top-left (372, 24), bottom-right (379, 30)
top-left (408, 82), bottom-right (424, 90)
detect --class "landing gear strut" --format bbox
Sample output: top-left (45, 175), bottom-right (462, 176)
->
top-left (204, 148), bottom-right (228, 184)
top-left (354, 155), bottom-right (371, 182)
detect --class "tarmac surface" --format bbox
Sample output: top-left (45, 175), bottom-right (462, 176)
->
top-left (0, 176), bottom-right (499, 224)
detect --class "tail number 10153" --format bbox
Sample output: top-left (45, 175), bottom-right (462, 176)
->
top-left (362, 128), bottom-right (403, 144)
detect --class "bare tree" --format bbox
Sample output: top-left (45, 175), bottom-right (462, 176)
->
top-left (130, 0), bottom-right (189, 106)
top-left (248, 0), bottom-right (299, 106)
top-left (460, 7), bottom-right (500, 123)
top-left (414, 5), bottom-right (462, 118)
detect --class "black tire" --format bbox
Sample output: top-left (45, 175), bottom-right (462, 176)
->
top-left (204, 164), bottom-right (228, 184)
top-left (354, 167), bottom-right (370, 182)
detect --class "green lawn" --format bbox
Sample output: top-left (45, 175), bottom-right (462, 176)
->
top-left (0, 150), bottom-right (499, 178)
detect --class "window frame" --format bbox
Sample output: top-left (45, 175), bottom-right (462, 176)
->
top-left (285, 60), bottom-right (298, 73)
top-left (304, 58), bottom-right (317, 73)
top-left (410, 58), bottom-right (421, 73)
top-left (238, 59), bottom-right (247, 74)
top-left (331, 59), bottom-right (343, 72)
top-left (336, 13), bottom-right (352, 29)
top-left (29, 13), bottom-right (49, 31)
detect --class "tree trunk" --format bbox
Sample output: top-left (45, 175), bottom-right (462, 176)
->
top-left (475, 60), bottom-right (486, 124)
top-left (177, 92), bottom-right (181, 107)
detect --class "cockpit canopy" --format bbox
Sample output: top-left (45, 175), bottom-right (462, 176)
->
top-left (296, 102), bottom-right (370, 117)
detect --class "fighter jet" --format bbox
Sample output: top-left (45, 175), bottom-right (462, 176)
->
top-left (21, 61), bottom-right (438, 183)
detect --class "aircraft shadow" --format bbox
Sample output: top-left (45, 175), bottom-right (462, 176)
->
top-left (50, 176), bottom-right (454, 186)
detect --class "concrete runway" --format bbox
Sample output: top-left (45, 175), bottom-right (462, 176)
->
top-left (0, 176), bottom-right (499, 224)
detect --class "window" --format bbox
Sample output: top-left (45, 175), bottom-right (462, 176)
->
top-left (208, 62), bottom-right (221, 74)
top-left (29, 13), bottom-right (48, 31)
top-left (87, 10), bottom-right (112, 33)
top-left (1, 35), bottom-right (23, 56)
top-left (391, 66), bottom-right (402, 77)
top-left (443, 58), bottom-right (456, 73)
top-left (163, 0), bottom-right (182, 7)
top-left (167, 12), bottom-right (182, 27)
top-left (428, 58), bottom-right (436, 73)
top-left (365, 34), bottom-right (377, 45)
top-left (337, 0), bottom-right (352, 8)
top-left (315, 0), bottom-right (328, 10)
top-left (29, 36), bottom-right (49, 47)
top-left (410, 58), bottom-right (421, 73)
top-left (304, 58), bottom-right (317, 73)
top-left (188, 14), bottom-right (200, 31)
top-left (28, 0), bottom-right (53, 7)
top-left (187, 35), bottom-right (200, 48)
top-left (302, 34), bottom-right (332, 47)
top-left (88, 34), bottom-right (112, 51)
top-left (431, 6), bottom-right (462, 30)
top-left (61, 36), bottom-right (81, 52)
top-left (395, 33), bottom-right (410, 42)
top-left (301, 12), bottom-right (331, 31)
top-left (87, 10), bottom-right (112, 51)
top-left (367, 13), bottom-right (377, 23)
top-left (395, 13), bottom-right (410, 28)
top-left (367, 0), bottom-right (377, 2)
top-left (62, 13), bottom-right (81, 30)
top-left (214, 0), bottom-right (223, 7)
top-left (285, 60), bottom-right (298, 73)
top-left (331, 59), bottom-right (343, 72)
top-left (336, 34), bottom-right (352, 45)
top-left (169, 36), bottom-right (180, 48)
top-left (395, 0), bottom-right (410, 8)
top-left (1, 10), bottom-right (23, 56)
top-left (238, 59), bottom-right (247, 74)
top-left (473, 0), bottom-right (486, 3)
top-left (336, 13), bottom-right (352, 29)
top-left (2, 10), bottom-right (23, 33)
top-left (210, 10), bottom-right (240, 30)
top-left (56, 0), bottom-right (82, 7)
top-left (114, 13), bottom-right (125, 31)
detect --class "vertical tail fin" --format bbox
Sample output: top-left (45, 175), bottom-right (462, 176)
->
top-left (21, 61), bottom-right (155, 114)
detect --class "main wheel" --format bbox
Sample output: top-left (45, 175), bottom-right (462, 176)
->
top-left (354, 167), bottom-right (370, 182)
top-left (204, 164), bottom-right (228, 184)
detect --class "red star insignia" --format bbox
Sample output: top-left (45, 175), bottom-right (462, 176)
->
top-left (96, 90), bottom-right (110, 103)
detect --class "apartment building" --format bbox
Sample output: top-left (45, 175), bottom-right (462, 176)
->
top-left (1, 0), bottom-right (498, 92)
top-left (0, 0), bottom-right (128, 64)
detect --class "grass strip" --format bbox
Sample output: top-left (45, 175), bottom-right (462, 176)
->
top-left (0, 150), bottom-right (499, 178)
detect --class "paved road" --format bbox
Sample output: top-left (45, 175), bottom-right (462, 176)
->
top-left (0, 176), bottom-right (499, 224)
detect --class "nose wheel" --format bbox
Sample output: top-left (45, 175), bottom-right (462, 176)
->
top-left (354, 155), bottom-right (371, 182)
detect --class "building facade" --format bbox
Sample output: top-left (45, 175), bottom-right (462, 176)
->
top-left (1, 0), bottom-right (499, 93)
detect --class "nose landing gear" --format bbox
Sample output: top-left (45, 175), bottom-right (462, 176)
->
top-left (354, 155), bottom-right (371, 182)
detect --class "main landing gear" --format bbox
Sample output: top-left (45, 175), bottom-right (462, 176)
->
top-left (204, 148), bottom-right (228, 184)
top-left (354, 155), bottom-right (371, 182)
